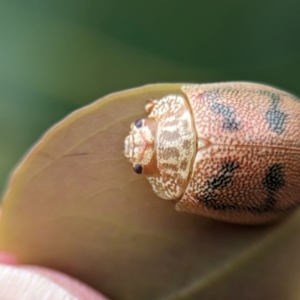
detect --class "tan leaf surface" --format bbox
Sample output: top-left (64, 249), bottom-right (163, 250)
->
top-left (0, 84), bottom-right (300, 300)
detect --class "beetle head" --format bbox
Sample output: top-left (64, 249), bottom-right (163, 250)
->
top-left (124, 118), bottom-right (158, 175)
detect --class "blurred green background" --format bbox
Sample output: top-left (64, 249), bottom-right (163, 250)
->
top-left (0, 0), bottom-right (300, 195)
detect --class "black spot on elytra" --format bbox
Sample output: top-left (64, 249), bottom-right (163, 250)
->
top-left (263, 163), bottom-right (285, 192)
top-left (207, 161), bottom-right (239, 189)
top-left (254, 163), bottom-right (285, 213)
top-left (265, 93), bottom-right (287, 134)
top-left (270, 93), bottom-right (280, 104)
top-left (240, 164), bottom-right (285, 214)
top-left (196, 161), bottom-right (239, 211)
top-left (205, 92), bottom-right (240, 131)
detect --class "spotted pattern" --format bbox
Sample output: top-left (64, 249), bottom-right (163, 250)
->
top-left (263, 163), bottom-right (285, 192)
top-left (265, 93), bottom-right (287, 134)
top-left (197, 161), bottom-right (239, 210)
top-left (205, 92), bottom-right (240, 131)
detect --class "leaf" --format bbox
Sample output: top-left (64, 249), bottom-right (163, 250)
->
top-left (0, 84), bottom-right (300, 300)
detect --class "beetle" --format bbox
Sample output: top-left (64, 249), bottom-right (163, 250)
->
top-left (124, 82), bottom-right (300, 224)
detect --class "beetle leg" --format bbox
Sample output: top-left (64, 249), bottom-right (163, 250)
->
top-left (145, 98), bottom-right (158, 113)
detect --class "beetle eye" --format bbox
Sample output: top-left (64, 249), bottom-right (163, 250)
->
top-left (133, 164), bottom-right (143, 174)
top-left (134, 119), bottom-right (143, 128)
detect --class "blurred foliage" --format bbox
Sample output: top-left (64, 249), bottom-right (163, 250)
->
top-left (0, 0), bottom-right (300, 195)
